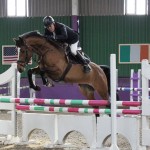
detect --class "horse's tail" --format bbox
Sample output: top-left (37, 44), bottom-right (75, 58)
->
top-left (100, 65), bottom-right (119, 101)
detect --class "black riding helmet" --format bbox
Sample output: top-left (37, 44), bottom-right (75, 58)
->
top-left (43, 16), bottom-right (55, 28)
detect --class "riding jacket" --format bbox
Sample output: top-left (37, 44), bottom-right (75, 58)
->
top-left (44, 22), bottom-right (79, 44)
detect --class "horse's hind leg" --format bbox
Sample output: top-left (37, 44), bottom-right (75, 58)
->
top-left (79, 84), bottom-right (102, 118)
top-left (93, 79), bottom-right (109, 101)
top-left (95, 85), bottom-right (109, 100)
top-left (78, 84), bottom-right (95, 100)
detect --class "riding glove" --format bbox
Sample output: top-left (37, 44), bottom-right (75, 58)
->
top-left (46, 35), bottom-right (55, 41)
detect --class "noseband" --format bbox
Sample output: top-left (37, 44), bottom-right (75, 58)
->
top-left (17, 39), bottom-right (32, 65)
top-left (17, 38), bottom-right (48, 66)
top-left (17, 49), bottom-right (29, 65)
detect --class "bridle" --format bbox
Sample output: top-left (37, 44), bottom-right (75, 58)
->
top-left (17, 41), bottom-right (30, 66)
top-left (17, 38), bottom-right (49, 66)
top-left (17, 49), bottom-right (29, 66)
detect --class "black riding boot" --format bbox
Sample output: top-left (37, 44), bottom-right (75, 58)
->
top-left (76, 51), bottom-right (91, 73)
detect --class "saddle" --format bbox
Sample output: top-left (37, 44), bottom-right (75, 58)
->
top-left (45, 37), bottom-right (91, 65)
top-left (65, 46), bottom-right (91, 64)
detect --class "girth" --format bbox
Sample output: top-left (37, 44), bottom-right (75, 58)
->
top-left (54, 63), bottom-right (72, 82)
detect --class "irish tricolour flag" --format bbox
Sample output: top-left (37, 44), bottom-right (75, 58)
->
top-left (119, 44), bottom-right (150, 64)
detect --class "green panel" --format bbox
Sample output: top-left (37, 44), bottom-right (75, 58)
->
top-left (79, 16), bottom-right (150, 77)
top-left (120, 45), bottom-right (130, 62)
top-left (1, 16), bottom-right (150, 77)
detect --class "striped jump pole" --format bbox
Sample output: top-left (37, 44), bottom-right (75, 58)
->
top-left (0, 98), bottom-right (109, 106)
top-left (117, 87), bottom-right (142, 91)
top-left (0, 98), bottom-right (142, 107)
top-left (117, 87), bottom-right (150, 91)
top-left (16, 105), bottom-right (142, 115)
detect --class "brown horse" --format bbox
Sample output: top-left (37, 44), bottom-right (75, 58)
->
top-left (14, 31), bottom-right (110, 100)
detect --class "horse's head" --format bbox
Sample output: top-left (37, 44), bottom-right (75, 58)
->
top-left (14, 31), bottom-right (67, 73)
top-left (13, 36), bottom-right (33, 73)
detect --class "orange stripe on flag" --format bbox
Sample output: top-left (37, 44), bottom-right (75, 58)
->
top-left (140, 45), bottom-right (149, 61)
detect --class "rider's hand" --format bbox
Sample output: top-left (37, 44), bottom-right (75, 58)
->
top-left (47, 35), bottom-right (55, 41)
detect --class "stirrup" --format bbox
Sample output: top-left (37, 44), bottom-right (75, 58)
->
top-left (83, 64), bottom-right (91, 73)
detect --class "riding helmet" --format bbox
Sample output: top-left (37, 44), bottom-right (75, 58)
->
top-left (43, 16), bottom-right (55, 28)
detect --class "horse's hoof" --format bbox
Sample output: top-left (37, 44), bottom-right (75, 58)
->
top-left (45, 82), bottom-right (54, 87)
top-left (30, 85), bottom-right (41, 91)
top-left (35, 85), bottom-right (41, 91)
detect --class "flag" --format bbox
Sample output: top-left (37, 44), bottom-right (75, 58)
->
top-left (119, 44), bottom-right (150, 64)
top-left (2, 45), bottom-right (18, 65)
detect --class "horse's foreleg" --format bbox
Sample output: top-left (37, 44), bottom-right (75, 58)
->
top-left (27, 68), bottom-right (41, 91)
top-left (40, 70), bottom-right (47, 85)
top-left (40, 71), bottom-right (54, 87)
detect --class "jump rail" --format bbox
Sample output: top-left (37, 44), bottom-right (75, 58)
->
top-left (0, 98), bottom-right (142, 107)
top-left (0, 55), bottom-right (150, 150)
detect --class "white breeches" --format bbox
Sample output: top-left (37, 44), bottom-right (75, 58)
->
top-left (70, 41), bottom-right (79, 55)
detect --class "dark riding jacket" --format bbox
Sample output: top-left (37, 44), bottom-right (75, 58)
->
top-left (44, 22), bottom-right (79, 44)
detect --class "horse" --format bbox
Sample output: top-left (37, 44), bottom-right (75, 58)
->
top-left (14, 31), bottom-right (111, 101)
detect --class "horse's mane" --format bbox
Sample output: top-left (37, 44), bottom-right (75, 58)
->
top-left (19, 31), bottom-right (64, 51)
top-left (19, 31), bottom-right (43, 39)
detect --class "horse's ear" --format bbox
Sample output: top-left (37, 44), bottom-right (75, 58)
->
top-left (19, 37), bottom-right (24, 43)
top-left (13, 38), bottom-right (21, 47)
top-left (13, 38), bottom-right (18, 42)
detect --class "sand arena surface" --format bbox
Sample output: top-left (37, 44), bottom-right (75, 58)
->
top-left (0, 112), bottom-right (150, 150)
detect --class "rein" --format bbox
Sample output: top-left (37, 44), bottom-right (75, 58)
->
top-left (17, 36), bottom-right (73, 82)
top-left (17, 39), bottom-right (48, 65)
top-left (17, 49), bottom-right (29, 65)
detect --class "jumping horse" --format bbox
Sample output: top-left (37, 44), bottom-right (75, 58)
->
top-left (14, 31), bottom-right (111, 100)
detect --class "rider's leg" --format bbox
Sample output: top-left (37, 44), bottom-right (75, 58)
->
top-left (70, 42), bottom-right (91, 73)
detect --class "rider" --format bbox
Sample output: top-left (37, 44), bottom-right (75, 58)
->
top-left (43, 16), bottom-right (91, 73)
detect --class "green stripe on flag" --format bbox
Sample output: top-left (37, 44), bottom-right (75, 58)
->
top-left (120, 45), bottom-right (130, 62)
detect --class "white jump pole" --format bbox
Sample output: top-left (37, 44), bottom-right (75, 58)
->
top-left (0, 63), bottom-right (17, 138)
top-left (17, 72), bottom-right (21, 98)
top-left (17, 72), bottom-right (36, 98)
top-left (29, 74), bottom-right (36, 98)
top-left (137, 69), bottom-right (141, 101)
top-left (110, 54), bottom-right (119, 150)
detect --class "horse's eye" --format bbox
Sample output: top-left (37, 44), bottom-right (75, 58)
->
top-left (21, 50), bottom-right (25, 53)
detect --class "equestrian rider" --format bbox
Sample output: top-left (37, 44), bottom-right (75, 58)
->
top-left (43, 16), bottom-right (91, 73)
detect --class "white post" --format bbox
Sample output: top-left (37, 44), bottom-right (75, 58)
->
top-left (137, 69), bottom-right (141, 101)
top-left (29, 74), bottom-right (36, 98)
top-left (10, 63), bottom-right (17, 137)
top-left (0, 63), bottom-right (17, 138)
top-left (141, 60), bottom-right (150, 148)
top-left (110, 54), bottom-right (119, 150)
top-left (17, 72), bottom-right (21, 98)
